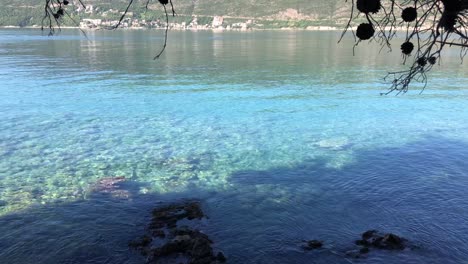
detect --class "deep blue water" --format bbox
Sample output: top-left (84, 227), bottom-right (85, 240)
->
top-left (0, 29), bottom-right (468, 263)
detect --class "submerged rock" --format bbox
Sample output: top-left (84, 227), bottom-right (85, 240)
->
top-left (362, 229), bottom-right (377, 240)
top-left (154, 229), bottom-right (215, 263)
top-left (89, 176), bottom-right (130, 198)
top-left (304, 240), bottom-right (323, 250)
top-left (150, 201), bottom-right (205, 229)
top-left (355, 230), bottom-right (407, 250)
top-left (216, 252), bottom-right (227, 262)
top-left (152, 229), bottom-right (166, 238)
top-left (129, 201), bottom-right (226, 264)
top-left (346, 230), bottom-right (408, 259)
top-left (96, 176), bottom-right (126, 188)
top-left (128, 235), bottom-right (152, 249)
top-left (359, 247), bottom-right (370, 254)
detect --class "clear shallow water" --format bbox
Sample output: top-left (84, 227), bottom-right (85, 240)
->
top-left (0, 29), bottom-right (468, 263)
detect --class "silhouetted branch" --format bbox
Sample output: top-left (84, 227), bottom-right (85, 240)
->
top-left (154, 4), bottom-right (169, 60)
top-left (169, 0), bottom-right (176, 16)
top-left (42, 0), bottom-right (66, 36)
top-left (342, 0), bottom-right (468, 94)
top-left (42, 0), bottom-right (175, 59)
top-left (114, 0), bottom-right (135, 29)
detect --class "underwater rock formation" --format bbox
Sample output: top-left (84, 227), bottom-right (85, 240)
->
top-left (303, 239), bottom-right (323, 250)
top-left (304, 230), bottom-right (408, 259)
top-left (89, 176), bottom-right (130, 198)
top-left (346, 230), bottom-right (407, 259)
top-left (150, 202), bottom-right (205, 229)
top-left (129, 201), bottom-right (226, 264)
top-left (355, 230), bottom-right (407, 250)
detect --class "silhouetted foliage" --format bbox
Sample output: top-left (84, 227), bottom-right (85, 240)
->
top-left (340, 0), bottom-right (468, 94)
top-left (42, 0), bottom-right (85, 35)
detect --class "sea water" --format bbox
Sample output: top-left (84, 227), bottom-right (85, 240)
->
top-left (0, 29), bottom-right (468, 263)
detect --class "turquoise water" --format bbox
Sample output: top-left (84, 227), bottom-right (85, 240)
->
top-left (0, 29), bottom-right (468, 263)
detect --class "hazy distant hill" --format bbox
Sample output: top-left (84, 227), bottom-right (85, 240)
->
top-left (0, 0), bottom-right (352, 28)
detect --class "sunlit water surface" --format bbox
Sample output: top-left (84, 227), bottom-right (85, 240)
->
top-left (1, 29), bottom-right (468, 264)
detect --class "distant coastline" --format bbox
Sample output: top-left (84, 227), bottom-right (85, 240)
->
top-left (0, 25), bottom-right (343, 31)
top-left (0, 25), bottom-right (412, 33)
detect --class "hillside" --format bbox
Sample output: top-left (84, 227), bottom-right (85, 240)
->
top-left (0, 0), bottom-right (353, 29)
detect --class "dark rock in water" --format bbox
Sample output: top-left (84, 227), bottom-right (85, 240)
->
top-left (345, 230), bottom-right (407, 259)
top-left (359, 247), bottom-right (370, 254)
top-left (301, 230), bottom-right (408, 261)
top-left (355, 239), bottom-right (370, 246)
top-left (128, 235), bottom-right (152, 249)
top-left (304, 240), bottom-right (323, 250)
top-left (151, 201), bottom-right (205, 229)
top-left (381, 233), bottom-right (405, 250)
top-left (172, 227), bottom-right (213, 244)
top-left (359, 230), bottom-right (407, 250)
top-left (216, 252), bottom-right (227, 262)
top-left (153, 228), bottom-right (215, 262)
top-left (152, 229), bottom-right (166, 238)
top-left (362, 230), bottom-right (377, 240)
top-left (129, 200), bottom-right (225, 264)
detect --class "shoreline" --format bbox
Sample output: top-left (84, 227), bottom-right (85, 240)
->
top-left (0, 25), bottom-right (413, 33)
top-left (0, 25), bottom-right (343, 31)
top-left (0, 24), bottom-right (416, 33)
